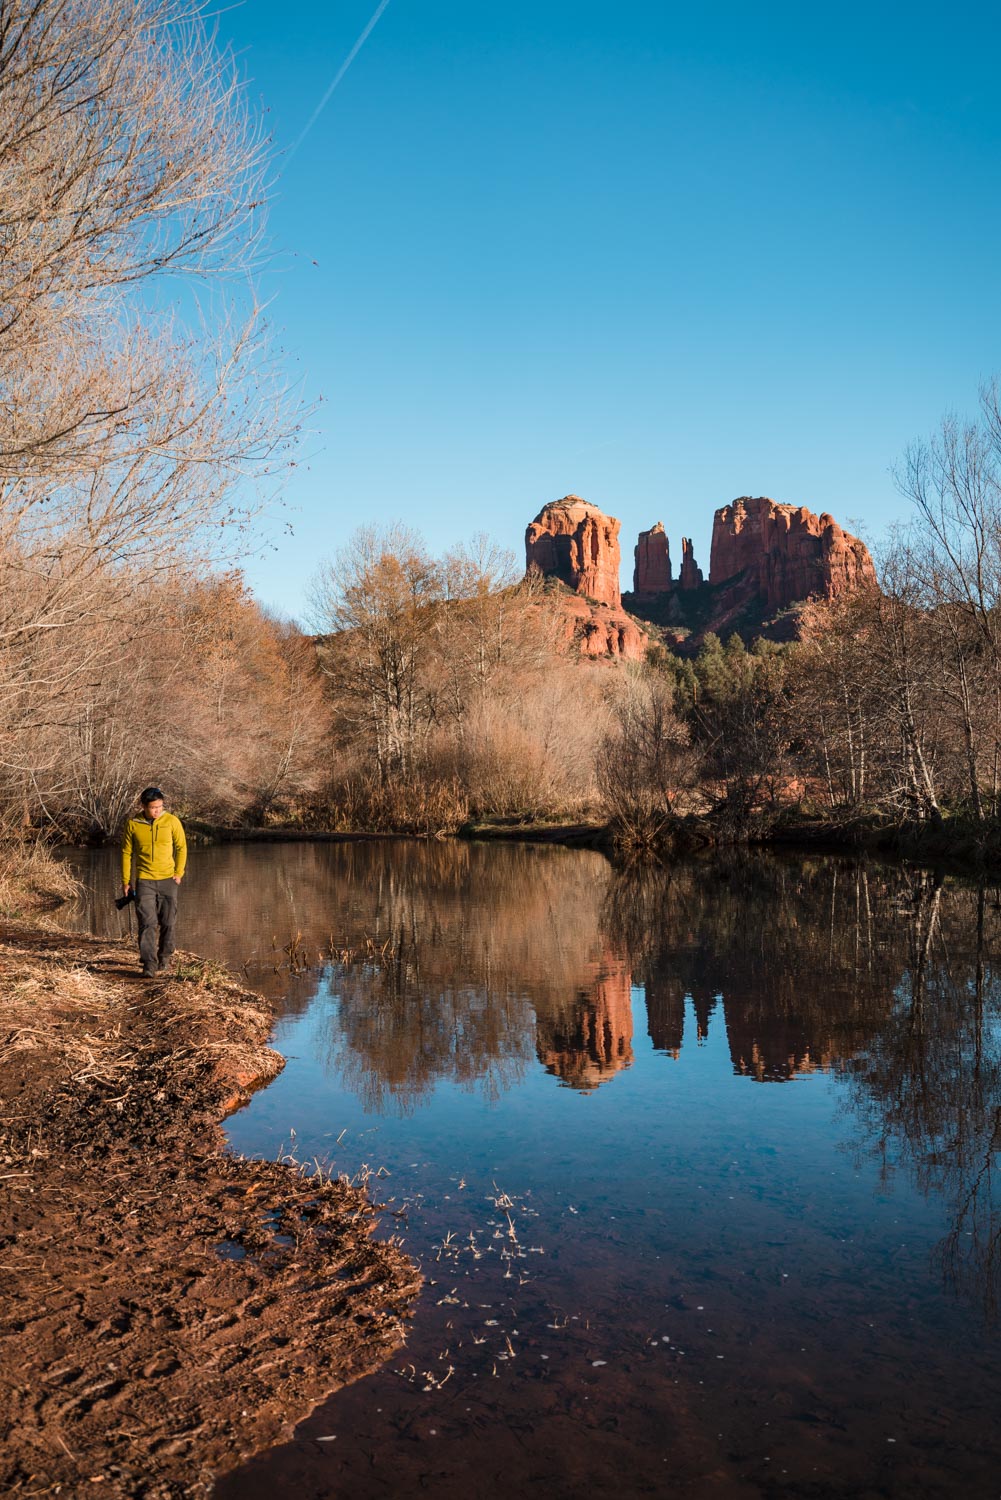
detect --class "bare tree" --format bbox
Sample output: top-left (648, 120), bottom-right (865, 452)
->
top-left (869, 546), bottom-right (943, 822)
top-left (436, 535), bottom-right (564, 725)
top-left (312, 525), bottom-right (445, 780)
top-left (794, 595), bottom-right (878, 809)
top-left (0, 0), bottom-right (269, 478)
top-left (597, 671), bottom-right (693, 843)
top-left (0, 0), bottom-right (297, 815)
top-left (898, 386), bottom-right (1001, 814)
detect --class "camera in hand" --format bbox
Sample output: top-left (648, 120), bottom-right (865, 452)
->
top-left (115, 890), bottom-right (136, 910)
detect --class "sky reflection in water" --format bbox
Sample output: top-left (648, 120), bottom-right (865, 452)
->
top-left (70, 841), bottom-right (1001, 1497)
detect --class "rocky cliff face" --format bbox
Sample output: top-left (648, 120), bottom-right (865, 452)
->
top-left (526, 496), bottom-right (622, 608)
top-left (554, 595), bottom-right (649, 661)
top-left (709, 496), bottom-right (876, 611)
top-left (633, 522), bottom-right (671, 594)
top-left (678, 537), bottom-right (704, 591)
top-left (527, 492), bottom-right (876, 657)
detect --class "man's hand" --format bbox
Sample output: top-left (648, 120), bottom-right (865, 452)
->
top-left (173, 875), bottom-right (182, 884)
top-left (123, 884), bottom-right (132, 897)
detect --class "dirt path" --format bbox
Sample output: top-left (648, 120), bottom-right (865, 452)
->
top-left (0, 926), bottom-right (421, 1497)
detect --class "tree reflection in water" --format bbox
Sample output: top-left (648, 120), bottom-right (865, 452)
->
top-left (69, 838), bottom-right (1001, 1314)
top-left (320, 846), bottom-right (1001, 1317)
top-left (842, 875), bottom-right (1001, 1318)
top-left (604, 853), bottom-right (1001, 1319)
top-left (319, 841), bottom-right (633, 1109)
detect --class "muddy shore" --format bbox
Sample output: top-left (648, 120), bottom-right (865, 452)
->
top-left (0, 919), bottom-right (421, 1498)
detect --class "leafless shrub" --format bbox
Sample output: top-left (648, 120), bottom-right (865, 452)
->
top-left (323, 762), bottom-right (471, 836)
top-left (597, 673), bottom-right (695, 845)
top-left (0, 838), bottom-right (81, 916)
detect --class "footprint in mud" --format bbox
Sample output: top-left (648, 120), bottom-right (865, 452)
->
top-left (56, 1377), bottom-right (124, 1417)
top-left (143, 1353), bottom-right (181, 1379)
top-left (96, 1309), bottom-right (133, 1340)
top-left (214, 1237), bottom-right (247, 1261)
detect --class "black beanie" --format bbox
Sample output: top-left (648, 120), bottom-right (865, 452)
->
top-left (140, 786), bottom-right (164, 804)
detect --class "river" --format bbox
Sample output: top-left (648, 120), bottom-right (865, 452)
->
top-left (66, 839), bottom-right (1001, 1498)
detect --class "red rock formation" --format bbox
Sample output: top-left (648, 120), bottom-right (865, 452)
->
top-left (552, 594), bottom-right (649, 661)
top-left (633, 522), bottom-right (671, 594)
top-left (709, 496), bottom-right (876, 611)
top-left (678, 537), bottom-right (703, 590)
top-left (525, 496), bottom-right (622, 608)
top-left (645, 976), bottom-right (685, 1059)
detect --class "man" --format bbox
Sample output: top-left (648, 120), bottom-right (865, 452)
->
top-left (121, 786), bottom-right (187, 978)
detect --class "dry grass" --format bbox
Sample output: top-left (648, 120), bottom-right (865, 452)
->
top-left (173, 955), bottom-right (233, 989)
top-left (0, 957), bottom-right (123, 1159)
top-left (0, 933), bottom-right (281, 1168)
top-left (325, 769), bottom-right (471, 835)
top-left (0, 837), bottom-right (80, 918)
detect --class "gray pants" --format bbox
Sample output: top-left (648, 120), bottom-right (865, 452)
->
top-left (135, 878), bottom-right (178, 975)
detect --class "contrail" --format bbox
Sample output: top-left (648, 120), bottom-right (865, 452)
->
top-left (287, 0), bottom-right (393, 161)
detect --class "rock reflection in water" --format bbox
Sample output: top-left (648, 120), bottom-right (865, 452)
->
top-left (536, 950), bottom-right (633, 1091)
top-left (68, 840), bottom-right (1001, 1315)
top-left (608, 855), bottom-right (1001, 1319)
top-left (312, 847), bottom-right (1001, 1316)
top-left (68, 839), bottom-right (1001, 1494)
top-left (317, 845), bottom-right (634, 1108)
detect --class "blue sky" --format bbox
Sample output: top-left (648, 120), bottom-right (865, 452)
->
top-left (224, 0), bottom-right (1001, 619)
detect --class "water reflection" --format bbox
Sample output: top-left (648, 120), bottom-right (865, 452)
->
top-left (537, 949), bottom-right (634, 1090)
top-left (67, 840), bottom-right (1001, 1317)
top-left (844, 879), bottom-right (1001, 1317)
top-left (608, 856), bottom-right (1001, 1320)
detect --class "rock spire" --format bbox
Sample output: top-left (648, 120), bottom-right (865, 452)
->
top-left (678, 538), bottom-right (703, 590)
top-left (633, 522), bottom-right (672, 594)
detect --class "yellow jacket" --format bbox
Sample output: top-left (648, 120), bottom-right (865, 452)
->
top-left (121, 813), bottom-right (187, 885)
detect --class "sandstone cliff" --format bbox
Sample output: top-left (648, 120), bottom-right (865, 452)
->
top-left (553, 594), bottom-right (649, 661)
top-left (633, 522), bottom-right (671, 594)
top-left (526, 496), bottom-right (622, 608)
top-left (526, 496), bottom-right (649, 660)
top-left (527, 492), bottom-right (875, 658)
top-left (709, 496), bottom-right (876, 611)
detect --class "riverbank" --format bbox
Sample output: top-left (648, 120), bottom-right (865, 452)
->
top-left (0, 912), bottom-right (421, 1498)
top-left (163, 809), bottom-right (1001, 875)
top-left (464, 809), bottom-right (1001, 876)
top-left (760, 808), bottom-right (1001, 876)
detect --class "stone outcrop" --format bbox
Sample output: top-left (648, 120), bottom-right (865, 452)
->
top-left (527, 492), bottom-right (876, 657)
top-left (709, 496), bottom-right (876, 612)
top-left (633, 522), bottom-right (671, 595)
top-left (526, 496), bottom-right (622, 608)
top-left (678, 537), bottom-right (703, 590)
top-left (552, 595), bottom-right (649, 662)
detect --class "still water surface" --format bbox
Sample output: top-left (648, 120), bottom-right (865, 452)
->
top-left (69, 840), bottom-right (1001, 1498)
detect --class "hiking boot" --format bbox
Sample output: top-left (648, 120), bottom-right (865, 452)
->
top-left (158, 955), bottom-right (176, 974)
